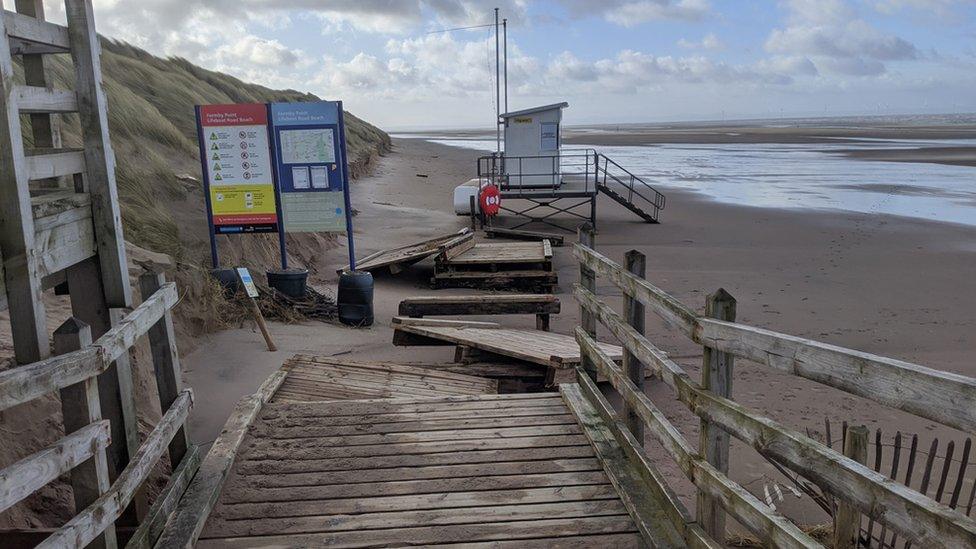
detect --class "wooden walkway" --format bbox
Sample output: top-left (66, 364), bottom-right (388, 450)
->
top-left (392, 317), bottom-right (623, 369)
top-left (272, 355), bottom-right (498, 403)
top-left (195, 385), bottom-right (647, 546)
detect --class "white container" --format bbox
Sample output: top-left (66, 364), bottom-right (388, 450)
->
top-left (453, 179), bottom-right (481, 215)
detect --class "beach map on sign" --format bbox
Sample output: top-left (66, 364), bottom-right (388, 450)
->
top-left (279, 128), bottom-right (336, 164)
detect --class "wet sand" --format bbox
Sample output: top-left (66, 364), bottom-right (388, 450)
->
top-left (183, 137), bottom-right (976, 526)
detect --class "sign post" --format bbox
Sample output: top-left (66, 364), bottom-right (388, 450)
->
top-left (268, 101), bottom-right (356, 269)
top-left (195, 104), bottom-right (281, 269)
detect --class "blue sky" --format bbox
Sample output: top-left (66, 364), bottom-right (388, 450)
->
top-left (26, 0), bottom-right (976, 129)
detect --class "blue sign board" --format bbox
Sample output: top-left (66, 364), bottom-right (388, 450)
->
top-left (270, 102), bottom-right (349, 233)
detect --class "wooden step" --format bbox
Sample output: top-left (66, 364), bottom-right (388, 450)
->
top-left (25, 149), bottom-right (85, 181)
top-left (3, 10), bottom-right (71, 55)
top-left (14, 85), bottom-right (77, 114)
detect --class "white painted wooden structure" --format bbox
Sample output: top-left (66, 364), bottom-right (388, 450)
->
top-left (501, 102), bottom-right (567, 188)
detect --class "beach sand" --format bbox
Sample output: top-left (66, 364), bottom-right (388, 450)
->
top-left (183, 136), bottom-right (976, 528)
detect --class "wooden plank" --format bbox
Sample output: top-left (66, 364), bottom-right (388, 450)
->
top-left (226, 459), bottom-right (603, 494)
top-left (834, 425), bottom-right (868, 549)
top-left (340, 229), bottom-right (471, 273)
top-left (560, 383), bottom-right (686, 548)
top-left (0, 347), bottom-right (102, 411)
top-left (0, 8), bottom-right (48, 363)
top-left (250, 414), bottom-right (579, 439)
top-left (195, 516), bottom-right (639, 547)
top-left (241, 434), bottom-right (592, 461)
top-left (393, 322), bottom-right (621, 368)
top-left (206, 499), bottom-right (627, 538)
top-left (243, 424), bottom-right (584, 453)
top-left (107, 308), bottom-right (144, 520)
top-left (25, 148), bottom-right (85, 180)
top-left (260, 393), bottom-right (565, 418)
top-left (154, 372), bottom-right (286, 549)
top-left (572, 371), bottom-right (719, 549)
top-left (53, 317), bottom-right (116, 549)
top-left (260, 403), bottom-right (566, 430)
top-left (399, 294), bottom-right (560, 317)
top-left (125, 445), bottom-right (202, 549)
top-left (140, 273), bottom-right (189, 467)
top-left (2, 10), bottom-right (70, 52)
top-left (698, 288), bottom-right (736, 540)
top-left (0, 420), bottom-right (110, 513)
top-left (622, 250), bottom-right (646, 441)
top-left (237, 445), bottom-right (595, 476)
top-left (284, 356), bottom-right (499, 387)
top-left (575, 286), bottom-right (976, 547)
top-left (13, 84), bottom-right (77, 113)
top-left (578, 225), bottom-right (598, 381)
top-left (392, 316), bottom-right (502, 329)
top-left (576, 242), bottom-right (976, 436)
top-left (34, 212), bottom-right (96, 277)
top-left (432, 269), bottom-right (557, 281)
top-left (437, 231), bottom-right (475, 261)
top-left (30, 190), bottom-right (90, 219)
top-left (93, 281), bottom-right (179, 364)
top-left (438, 241), bottom-right (549, 265)
top-left (212, 484), bottom-right (619, 522)
top-left (65, 0), bottom-right (131, 308)
top-left (485, 226), bottom-right (565, 246)
top-left (39, 390), bottom-right (193, 549)
top-left (575, 328), bottom-right (819, 548)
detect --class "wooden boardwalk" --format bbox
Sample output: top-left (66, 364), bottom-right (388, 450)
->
top-left (196, 391), bottom-right (646, 547)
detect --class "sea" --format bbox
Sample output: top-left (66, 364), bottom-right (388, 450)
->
top-left (391, 118), bottom-right (976, 228)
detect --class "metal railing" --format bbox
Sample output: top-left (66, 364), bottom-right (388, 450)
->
top-left (476, 149), bottom-right (666, 221)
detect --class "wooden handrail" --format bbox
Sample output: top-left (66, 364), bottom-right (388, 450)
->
top-left (574, 243), bottom-right (976, 435)
top-left (576, 326), bottom-right (820, 548)
top-left (0, 421), bottom-right (110, 513)
top-left (0, 281), bottom-right (178, 411)
top-left (38, 390), bottom-right (193, 549)
top-left (576, 283), bottom-right (976, 547)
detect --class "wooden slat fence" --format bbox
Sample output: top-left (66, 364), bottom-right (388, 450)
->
top-left (820, 420), bottom-right (976, 548)
top-left (572, 229), bottom-right (976, 548)
top-left (0, 274), bottom-right (197, 548)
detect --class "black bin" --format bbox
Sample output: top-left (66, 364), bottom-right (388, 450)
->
top-left (210, 268), bottom-right (241, 297)
top-left (338, 270), bottom-right (374, 327)
top-left (267, 268), bottom-right (309, 299)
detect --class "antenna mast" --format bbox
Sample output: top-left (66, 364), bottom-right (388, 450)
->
top-left (494, 8), bottom-right (501, 155)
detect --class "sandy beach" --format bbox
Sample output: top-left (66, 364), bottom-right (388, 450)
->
top-left (182, 135), bottom-right (976, 526)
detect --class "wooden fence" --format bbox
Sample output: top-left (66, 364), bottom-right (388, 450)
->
top-left (572, 228), bottom-right (976, 548)
top-left (0, 274), bottom-right (196, 548)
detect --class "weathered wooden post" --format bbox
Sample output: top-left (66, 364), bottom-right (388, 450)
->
top-left (54, 318), bottom-right (118, 549)
top-left (140, 273), bottom-right (189, 467)
top-left (623, 250), bottom-right (646, 441)
top-left (578, 223), bottom-right (597, 381)
top-left (697, 288), bottom-right (736, 540)
top-left (834, 425), bottom-right (868, 548)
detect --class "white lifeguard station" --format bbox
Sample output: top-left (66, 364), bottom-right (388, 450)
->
top-left (500, 102), bottom-right (567, 188)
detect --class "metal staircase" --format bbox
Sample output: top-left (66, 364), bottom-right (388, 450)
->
top-left (595, 153), bottom-right (665, 223)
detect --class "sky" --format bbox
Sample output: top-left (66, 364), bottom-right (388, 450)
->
top-left (19, 0), bottom-right (976, 130)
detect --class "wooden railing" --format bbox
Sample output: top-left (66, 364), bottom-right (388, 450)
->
top-left (0, 274), bottom-right (196, 549)
top-left (572, 230), bottom-right (976, 548)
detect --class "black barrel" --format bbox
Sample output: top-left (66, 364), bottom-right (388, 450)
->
top-left (337, 270), bottom-right (374, 327)
top-left (266, 268), bottom-right (309, 299)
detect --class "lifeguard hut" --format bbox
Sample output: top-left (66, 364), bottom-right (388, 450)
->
top-left (500, 102), bottom-right (567, 188)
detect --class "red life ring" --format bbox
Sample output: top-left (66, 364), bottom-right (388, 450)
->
top-left (479, 184), bottom-right (501, 216)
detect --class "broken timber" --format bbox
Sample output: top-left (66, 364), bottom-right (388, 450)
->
top-left (398, 293), bottom-right (560, 331)
top-left (339, 228), bottom-right (472, 275)
top-left (485, 226), bottom-right (565, 246)
top-left (392, 316), bottom-right (622, 370)
top-left (432, 240), bottom-right (556, 291)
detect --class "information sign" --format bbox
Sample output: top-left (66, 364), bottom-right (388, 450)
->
top-left (270, 102), bottom-right (348, 233)
top-left (196, 104), bottom-right (279, 234)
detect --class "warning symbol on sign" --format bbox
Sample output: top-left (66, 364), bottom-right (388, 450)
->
top-left (213, 163), bottom-right (221, 171)
top-left (211, 143), bottom-right (219, 150)
top-left (210, 132), bottom-right (218, 140)
top-left (212, 153), bottom-right (220, 160)
top-left (214, 173), bottom-right (223, 181)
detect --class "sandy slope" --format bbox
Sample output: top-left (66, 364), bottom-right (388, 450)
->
top-left (183, 137), bottom-right (976, 526)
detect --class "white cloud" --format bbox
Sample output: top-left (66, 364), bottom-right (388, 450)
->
top-left (678, 33), bottom-right (723, 50)
top-left (764, 0), bottom-right (919, 76)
